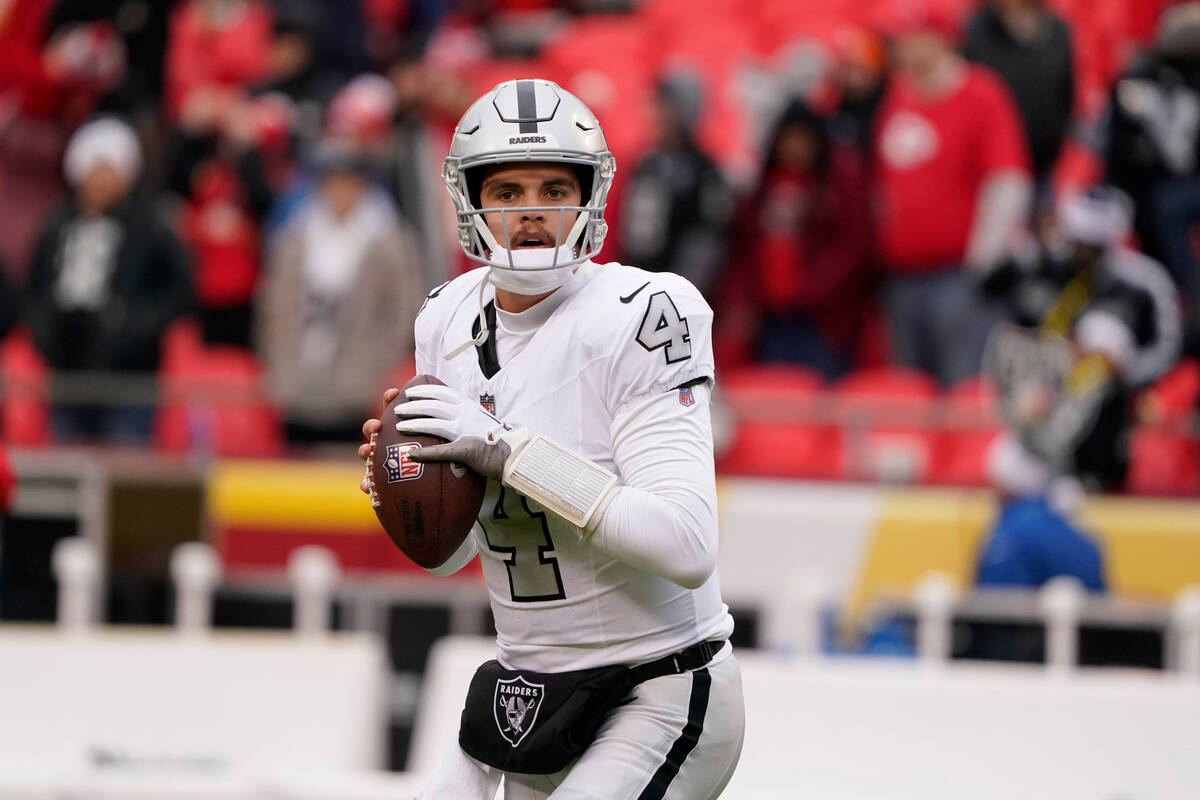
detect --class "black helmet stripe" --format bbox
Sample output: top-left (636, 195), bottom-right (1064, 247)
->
top-left (516, 80), bottom-right (539, 133)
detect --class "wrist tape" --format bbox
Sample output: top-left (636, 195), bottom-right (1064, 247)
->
top-left (501, 433), bottom-right (619, 530)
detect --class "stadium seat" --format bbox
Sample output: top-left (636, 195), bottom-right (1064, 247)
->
top-left (542, 16), bottom-right (653, 161)
top-left (833, 367), bottom-right (940, 483)
top-left (1127, 428), bottom-right (1200, 496)
top-left (928, 375), bottom-right (1004, 487)
top-left (1143, 359), bottom-right (1200, 419)
top-left (0, 329), bottom-right (50, 447)
top-left (718, 364), bottom-right (839, 479)
top-left (156, 344), bottom-right (283, 458)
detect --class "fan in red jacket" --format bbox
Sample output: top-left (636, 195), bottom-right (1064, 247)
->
top-left (717, 100), bottom-right (875, 378)
top-left (872, 0), bottom-right (1032, 386)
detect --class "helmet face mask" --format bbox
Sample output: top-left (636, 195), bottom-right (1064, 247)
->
top-left (443, 79), bottom-right (616, 271)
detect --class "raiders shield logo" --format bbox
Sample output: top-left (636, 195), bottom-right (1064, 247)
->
top-left (494, 675), bottom-right (544, 747)
top-left (480, 393), bottom-right (496, 415)
top-left (384, 442), bottom-right (423, 482)
top-left (678, 386), bottom-right (695, 407)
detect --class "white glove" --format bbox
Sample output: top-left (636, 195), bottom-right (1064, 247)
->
top-left (397, 383), bottom-right (618, 530)
top-left (394, 383), bottom-right (527, 480)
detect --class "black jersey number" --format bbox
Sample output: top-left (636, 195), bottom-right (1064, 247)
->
top-left (636, 291), bottom-right (692, 364)
top-left (480, 487), bottom-right (566, 603)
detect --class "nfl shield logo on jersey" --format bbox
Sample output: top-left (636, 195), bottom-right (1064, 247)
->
top-left (480, 393), bottom-right (496, 415)
top-left (678, 386), bottom-right (695, 407)
top-left (384, 443), bottom-right (423, 482)
top-left (494, 675), bottom-right (544, 747)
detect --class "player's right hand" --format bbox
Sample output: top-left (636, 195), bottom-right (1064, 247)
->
top-left (359, 387), bottom-right (402, 495)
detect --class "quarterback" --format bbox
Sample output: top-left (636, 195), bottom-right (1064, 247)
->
top-left (359, 79), bottom-right (744, 799)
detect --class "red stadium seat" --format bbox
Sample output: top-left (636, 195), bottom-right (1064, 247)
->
top-left (156, 344), bottom-right (282, 458)
top-left (833, 367), bottom-right (940, 483)
top-left (928, 375), bottom-right (1004, 487)
top-left (718, 364), bottom-right (839, 479)
top-left (542, 16), bottom-right (654, 161)
top-left (835, 366), bottom-right (939, 409)
top-left (0, 329), bottom-right (50, 447)
top-left (1127, 428), bottom-right (1200, 496)
top-left (1143, 359), bottom-right (1200, 419)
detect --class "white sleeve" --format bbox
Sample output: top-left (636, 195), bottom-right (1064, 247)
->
top-left (413, 307), bottom-right (437, 376)
top-left (587, 381), bottom-right (719, 589)
top-left (423, 526), bottom-right (479, 577)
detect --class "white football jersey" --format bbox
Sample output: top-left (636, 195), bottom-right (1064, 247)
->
top-left (414, 261), bottom-right (734, 672)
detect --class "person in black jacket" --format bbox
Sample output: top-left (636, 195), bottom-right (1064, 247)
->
top-left (1101, 2), bottom-right (1200, 352)
top-left (984, 187), bottom-right (1181, 490)
top-left (964, 0), bottom-right (1075, 214)
top-left (27, 116), bottom-right (192, 444)
top-left (616, 70), bottom-right (733, 300)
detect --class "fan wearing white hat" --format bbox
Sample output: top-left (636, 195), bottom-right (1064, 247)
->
top-left (974, 434), bottom-right (1104, 591)
top-left (27, 116), bottom-right (192, 444)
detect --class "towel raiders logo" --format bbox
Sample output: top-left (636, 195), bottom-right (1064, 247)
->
top-left (494, 675), bottom-right (544, 747)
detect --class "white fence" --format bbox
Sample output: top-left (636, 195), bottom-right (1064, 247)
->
top-left (3, 533), bottom-right (1200, 799)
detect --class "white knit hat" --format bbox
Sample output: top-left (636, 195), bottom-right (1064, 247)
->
top-left (986, 434), bottom-right (1052, 497)
top-left (63, 117), bottom-right (142, 187)
top-left (1058, 185), bottom-right (1133, 248)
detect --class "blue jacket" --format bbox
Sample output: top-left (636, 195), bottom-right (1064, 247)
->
top-left (976, 496), bottom-right (1106, 591)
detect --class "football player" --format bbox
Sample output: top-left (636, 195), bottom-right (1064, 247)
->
top-left (358, 79), bottom-right (743, 799)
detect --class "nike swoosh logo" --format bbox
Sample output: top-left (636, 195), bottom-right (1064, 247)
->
top-left (619, 281), bottom-right (651, 304)
top-left (417, 281), bottom-right (450, 317)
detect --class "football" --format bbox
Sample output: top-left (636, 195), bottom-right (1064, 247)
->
top-left (367, 374), bottom-right (487, 570)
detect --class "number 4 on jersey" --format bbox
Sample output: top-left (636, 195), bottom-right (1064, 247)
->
top-left (636, 291), bottom-right (692, 364)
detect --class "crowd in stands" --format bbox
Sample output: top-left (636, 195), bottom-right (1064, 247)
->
top-left (0, 0), bottom-right (1198, 495)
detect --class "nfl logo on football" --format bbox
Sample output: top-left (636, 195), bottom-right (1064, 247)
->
top-left (384, 443), bottom-right (423, 483)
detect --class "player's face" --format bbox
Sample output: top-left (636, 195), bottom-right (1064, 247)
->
top-left (479, 163), bottom-right (583, 251)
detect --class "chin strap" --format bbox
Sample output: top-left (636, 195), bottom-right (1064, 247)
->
top-left (443, 276), bottom-right (492, 361)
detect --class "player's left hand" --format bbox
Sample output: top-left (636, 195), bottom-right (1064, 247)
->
top-left (395, 384), bottom-right (524, 480)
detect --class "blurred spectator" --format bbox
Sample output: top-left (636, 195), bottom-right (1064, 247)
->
top-left (0, 5), bottom-right (140, 279)
top-left (249, 1), bottom-right (345, 142)
top-left (362, 0), bottom-right (451, 70)
top-left (986, 187), bottom-right (1181, 490)
top-left (964, 0), bottom-right (1075, 216)
top-left (966, 434), bottom-right (1103, 662)
top-left (327, 71), bottom-right (450, 287)
top-left (617, 70), bottom-right (734, 299)
top-left (0, 267), bottom-right (18, 342)
top-left (1102, 2), bottom-right (1200, 342)
top-left (164, 0), bottom-right (272, 121)
top-left (718, 100), bottom-right (873, 378)
top-left (166, 90), bottom-right (290, 347)
top-left (829, 25), bottom-right (887, 151)
top-left (257, 140), bottom-right (421, 444)
top-left (976, 435), bottom-right (1104, 591)
top-left (26, 118), bottom-right (193, 444)
top-left (873, 3), bottom-right (1032, 386)
top-left (42, 0), bottom-right (180, 105)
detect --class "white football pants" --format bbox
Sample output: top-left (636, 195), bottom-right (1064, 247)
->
top-left (416, 650), bottom-right (745, 800)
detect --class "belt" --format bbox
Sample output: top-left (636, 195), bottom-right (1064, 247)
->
top-left (628, 639), bottom-right (726, 684)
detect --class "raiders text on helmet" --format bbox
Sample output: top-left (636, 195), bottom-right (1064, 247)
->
top-left (443, 79), bottom-right (616, 271)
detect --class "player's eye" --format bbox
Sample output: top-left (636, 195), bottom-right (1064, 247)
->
top-left (494, 190), bottom-right (517, 202)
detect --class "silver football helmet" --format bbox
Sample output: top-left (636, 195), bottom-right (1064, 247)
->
top-left (443, 79), bottom-right (616, 271)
